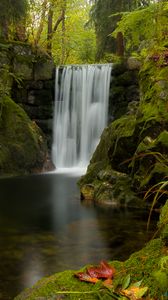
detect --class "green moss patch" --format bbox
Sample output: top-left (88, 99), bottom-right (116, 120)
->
top-left (0, 96), bottom-right (47, 176)
top-left (80, 56), bottom-right (168, 206)
top-left (14, 238), bottom-right (168, 300)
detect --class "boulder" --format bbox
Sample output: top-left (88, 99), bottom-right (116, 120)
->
top-left (0, 96), bottom-right (47, 176)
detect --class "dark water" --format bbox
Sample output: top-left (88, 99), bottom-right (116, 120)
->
top-left (0, 172), bottom-right (156, 300)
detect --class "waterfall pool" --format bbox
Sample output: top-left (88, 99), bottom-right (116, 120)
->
top-left (0, 172), bottom-right (156, 300)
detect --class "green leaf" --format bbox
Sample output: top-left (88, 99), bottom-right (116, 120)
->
top-left (122, 274), bottom-right (131, 290)
top-left (132, 279), bottom-right (143, 287)
top-left (134, 286), bottom-right (148, 298)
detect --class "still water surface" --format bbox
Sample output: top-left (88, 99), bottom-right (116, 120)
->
top-left (0, 172), bottom-right (156, 300)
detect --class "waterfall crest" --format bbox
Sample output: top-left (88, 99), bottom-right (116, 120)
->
top-left (52, 64), bottom-right (112, 169)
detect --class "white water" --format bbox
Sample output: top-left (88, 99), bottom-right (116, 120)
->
top-left (52, 64), bottom-right (112, 169)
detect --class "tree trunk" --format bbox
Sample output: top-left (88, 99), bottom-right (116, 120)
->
top-left (47, 4), bottom-right (53, 55)
top-left (61, 0), bottom-right (66, 64)
top-left (116, 32), bottom-right (124, 57)
top-left (46, 0), bottom-right (67, 57)
top-left (34, 0), bottom-right (48, 47)
top-left (15, 22), bottom-right (27, 41)
top-left (1, 19), bottom-right (8, 40)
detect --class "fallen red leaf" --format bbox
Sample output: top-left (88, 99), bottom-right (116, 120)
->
top-left (103, 278), bottom-right (113, 288)
top-left (75, 261), bottom-right (115, 283)
top-left (75, 272), bottom-right (99, 283)
top-left (87, 261), bottom-right (115, 279)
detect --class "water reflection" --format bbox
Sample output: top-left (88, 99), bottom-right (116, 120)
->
top-left (0, 173), bottom-right (156, 300)
top-left (21, 250), bottom-right (44, 288)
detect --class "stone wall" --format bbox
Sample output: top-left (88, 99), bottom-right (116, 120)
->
top-left (1, 42), bottom-right (55, 149)
top-left (109, 57), bottom-right (140, 122)
top-left (11, 44), bottom-right (55, 149)
top-left (0, 43), bottom-right (51, 176)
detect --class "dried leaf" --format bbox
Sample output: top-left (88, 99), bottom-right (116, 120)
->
top-left (75, 261), bottom-right (115, 285)
top-left (102, 278), bottom-right (113, 288)
top-left (75, 272), bottom-right (99, 283)
top-left (87, 267), bottom-right (99, 278)
top-left (122, 286), bottom-right (140, 298)
top-left (87, 261), bottom-right (115, 279)
top-left (122, 286), bottom-right (148, 300)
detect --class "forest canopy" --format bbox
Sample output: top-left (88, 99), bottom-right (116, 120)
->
top-left (0, 0), bottom-right (167, 63)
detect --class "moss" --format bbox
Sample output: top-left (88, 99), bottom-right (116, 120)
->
top-left (14, 269), bottom-right (101, 300)
top-left (157, 130), bottom-right (168, 148)
top-left (0, 96), bottom-right (47, 175)
top-left (123, 239), bottom-right (168, 298)
top-left (139, 59), bottom-right (168, 106)
top-left (132, 130), bottom-right (168, 188)
top-left (14, 239), bottom-right (168, 300)
top-left (115, 70), bottom-right (138, 86)
top-left (80, 184), bottom-right (95, 201)
top-left (80, 53), bottom-right (168, 207)
top-left (158, 200), bottom-right (168, 244)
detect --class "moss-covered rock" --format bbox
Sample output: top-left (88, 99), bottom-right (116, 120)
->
top-left (0, 96), bottom-right (47, 176)
top-left (0, 41), bottom-right (55, 153)
top-left (158, 200), bottom-right (168, 245)
top-left (14, 238), bottom-right (168, 300)
top-left (131, 131), bottom-right (168, 188)
top-left (80, 164), bottom-right (142, 207)
top-left (79, 54), bottom-right (168, 207)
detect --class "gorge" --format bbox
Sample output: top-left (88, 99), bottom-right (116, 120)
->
top-left (0, 0), bottom-right (168, 298)
top-left (0, 44), bottom-right (168, 300)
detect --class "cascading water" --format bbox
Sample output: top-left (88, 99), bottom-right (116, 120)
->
top-left (52, 64), bottom-right (112, 169)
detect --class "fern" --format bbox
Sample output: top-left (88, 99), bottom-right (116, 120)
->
top-left (111, 2), bottom-right (168, 54)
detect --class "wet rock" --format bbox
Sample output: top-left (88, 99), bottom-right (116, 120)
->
top-left (34, 61), bottom-right (54, 81)
top-left (127, 56), bottom-right (141, 70)
top-left (0, 97), bottom-right (47, 176)
top-left (79, 55), bottom-right (168, 207)
top-left (81, 184), bottom-right (95, 201)
top-left (13, 59), bottom-right (33, 80)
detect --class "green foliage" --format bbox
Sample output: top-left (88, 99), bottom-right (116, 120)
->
top-left (27, 0), bottom-right (96, 64)
top-left (0, 0), bottom-right (28, 40)
top-left (112, 1), bottom-right (168, 55)
top-left (51, 0), bottom-right (96, 64)
top-left (0, 0), bottom-right (28, 22)
top-left (90, 0), bottom-right (153, 60)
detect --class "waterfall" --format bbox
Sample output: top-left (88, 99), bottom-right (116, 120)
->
top-left (52, 64), bottom-right (112, 169)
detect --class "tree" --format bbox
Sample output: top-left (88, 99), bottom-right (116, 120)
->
top-left (27, 0), bottom-right (96, 64)
top-left (51, 0), bottom-right (96, 64)
top-left (47, 0), bottom-right (66, 56)
top-left (0, 0), bottom-right (28, 40)
top-left (112, 1), bottom-right (168, 55)
top-left (27, 0), bottom-right (67, 56)
top-left (90, 0), bottom-right (153, 60)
